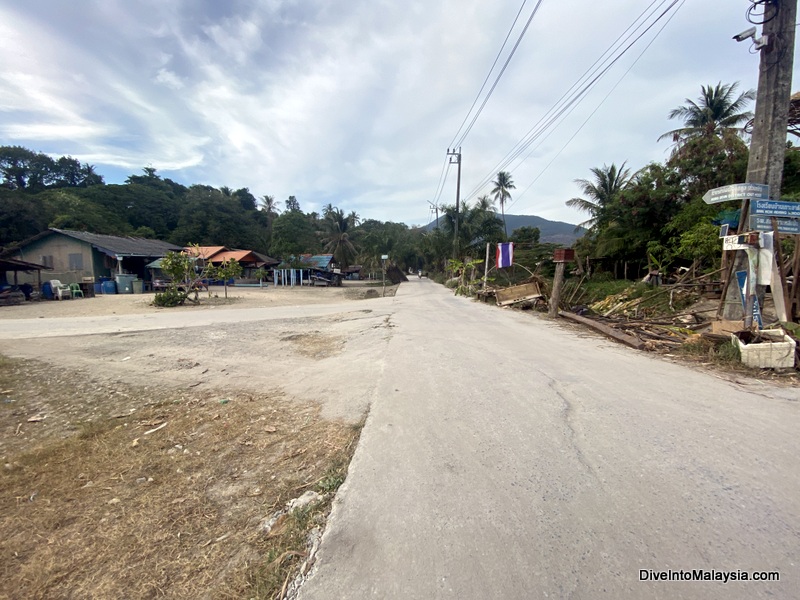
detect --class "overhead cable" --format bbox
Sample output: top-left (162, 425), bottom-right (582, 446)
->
top-left (507, 0), bottom-right (686, 212)
top-left (463, 0), bottom-right (681, 202)
top-left (447, 0), bottom-right (530, 150)
top-left (451, 0), bottom-right (546, 150)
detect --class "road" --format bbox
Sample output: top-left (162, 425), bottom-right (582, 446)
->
top-left (296, 278), bottom-right (799, 600)
top-left (2, 280), bottom-right (797, 599)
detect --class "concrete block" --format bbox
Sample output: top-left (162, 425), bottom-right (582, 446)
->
top-left (732, 330), bottom-right (796, 369)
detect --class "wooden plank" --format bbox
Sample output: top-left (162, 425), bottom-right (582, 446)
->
top-left (558, 311), bottom-right (646, 350)
top-left (495, 282), bottom-right (543, 306)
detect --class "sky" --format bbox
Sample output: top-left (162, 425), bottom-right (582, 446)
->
top-left (1, 0), bottom-right (797, 228)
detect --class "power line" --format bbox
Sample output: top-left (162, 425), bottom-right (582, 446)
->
top-left (451, 0), bottom-right (545, 149)
top-left (462, 0), bottom-right (679, 202)
top-left (447, 0), bottom-right (530, 150)
top-left (430, 155), bottom-right (451, 210)
top-left (463, 0), bottom-right (674, 200)
top-left (507, 0), bottom-right (685, 212)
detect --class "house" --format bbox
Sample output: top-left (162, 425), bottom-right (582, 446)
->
top-left (208, 249), bottom-right (280, 278)
top-left (8, 229), bottom-right (181, 287)
top-left (184, 246), bottom-right (229, 264)
top-left (273, 254), bottom-right (340, 287)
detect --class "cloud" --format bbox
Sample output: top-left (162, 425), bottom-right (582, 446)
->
top-left (0, 0), bottom-right (789, 227)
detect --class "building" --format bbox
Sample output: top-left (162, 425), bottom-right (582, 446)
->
top-left (8, 229), bottom-right (181, 286)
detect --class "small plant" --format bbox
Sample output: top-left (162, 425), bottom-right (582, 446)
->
top-left (715, 340), bottom-right (741, 364)
top-left (208, 258), bottom-right (243, 299)
top-left (153, 287), bottom-right (186, 307)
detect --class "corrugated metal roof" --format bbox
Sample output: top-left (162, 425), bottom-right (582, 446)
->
top-left (252, 251), bottom-right (280, 266)
top-left (52, 229), bottom-right (181, 257)
top-left (0, 257), bottom-right (52, 272)
top-left (276, 254), bottom-right (334, 270)
top-left (302, 254), bottom-right (334, 269)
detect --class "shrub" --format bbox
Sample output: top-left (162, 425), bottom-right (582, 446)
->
top-left (153, 288), bottom-right (186, 307)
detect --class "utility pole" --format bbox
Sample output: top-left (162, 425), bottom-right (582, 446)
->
top-left (447, 148), bottom-right (462, 259)
top-left (428, 201), bottom-right (439, 229)
top-left (723, 0), bottom-right (796, 322)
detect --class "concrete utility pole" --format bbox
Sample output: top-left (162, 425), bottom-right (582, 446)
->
top-left (723, 0), bottom-right (797, 321)
top-left (428, 201), bottom-right (439, 229)
top-left (447, 148), bottom-right (462, 259)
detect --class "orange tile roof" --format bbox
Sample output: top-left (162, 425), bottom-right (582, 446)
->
top-left (211, 250), bottom-right (258, 263)
top-left (184, 246), bottom-right (228, 259)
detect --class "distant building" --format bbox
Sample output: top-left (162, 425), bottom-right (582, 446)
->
top-left (7, 228), bottom-right (181, 286)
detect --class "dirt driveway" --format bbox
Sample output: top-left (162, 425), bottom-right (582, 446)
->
top-left (0, 283), bottom-right (397, 599)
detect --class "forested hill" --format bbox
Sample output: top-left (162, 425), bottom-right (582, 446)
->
top-left (427, 213), bottom-right (584, 245)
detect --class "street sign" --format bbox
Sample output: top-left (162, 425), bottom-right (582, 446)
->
top-left (751, 199), bottom-right (800, 218)
top-left (736, 271), bottom-right (763, 329)
top-left (702, 183), bottom-right (769, 204)
top-left (749, 215), bottom-right (800, 234)
top-left (381, 254), bottom-right (389, 260)
top-left (722, 235), bottom-right (751, 251)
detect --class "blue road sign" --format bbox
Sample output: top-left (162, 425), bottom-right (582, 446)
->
top-left (736, 270), bottom-right (763, 329)
top-left (749, 215), bottom-right (800, 234)
top-left (751, 199), bottom-right (800, 218)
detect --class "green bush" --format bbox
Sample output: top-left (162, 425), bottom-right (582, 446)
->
top-left (153, 288), bottom-right (186, 307)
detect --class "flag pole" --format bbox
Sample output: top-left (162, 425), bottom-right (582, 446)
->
top-left (483, 243), bottom-right (490, 290)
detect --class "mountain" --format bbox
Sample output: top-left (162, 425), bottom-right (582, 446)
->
top-left (425, 213), bottom-right (585, 245)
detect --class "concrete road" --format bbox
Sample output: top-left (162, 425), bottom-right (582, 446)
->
top-left (298, 279), bottom-right (799, 600)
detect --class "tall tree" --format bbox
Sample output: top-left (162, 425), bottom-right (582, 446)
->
top-left (285, 195), bottom-right (301, 212)
top-left (321, 206), bottom-right (357, 267)
top-left (271, 209), bottom-right (319, 257)
top-left (233, 187), bottom-right (257, 211)
top-left (566, 162), bottom-right (631, 231)
top-left (659, 82), bottom-right (755, 144)
top-left (259, 195), bottom-right (280, 215)
top-left (491, 171), bottom-right (515, 239)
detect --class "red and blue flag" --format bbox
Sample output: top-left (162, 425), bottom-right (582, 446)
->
top-left (496, 242), bottom-right (514, 269)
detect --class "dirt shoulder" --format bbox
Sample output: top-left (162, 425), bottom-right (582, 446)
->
top-left (0, 283), bottom-right (395, 599)
top-left (0, 283), bottom-right (396, 320)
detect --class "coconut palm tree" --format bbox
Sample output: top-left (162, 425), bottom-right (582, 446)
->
top-left (321, 206), bottom-right (357, 267)
top-left (491, 171), bottom-right (515, 239)
top-left (658, 82), bottom-right (755, 144)
top-left (566, 162), bottom-right (631, 231)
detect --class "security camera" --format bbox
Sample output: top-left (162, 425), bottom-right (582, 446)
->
top-left (733, 26), bottom-right (757, 42)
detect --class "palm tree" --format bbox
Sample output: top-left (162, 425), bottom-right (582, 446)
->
top-left (80, 164), bottom-right (103, 187)
top-left (259, 195), bottom-right (280, 216)
top-left (658, 82), bottom-right (755, 144)
top-left (491, 171), bottom-right (515, 239)
top-left (566, 162), bottom-right (631, 231)
top-left (321, 206), bottom-right (357, 267)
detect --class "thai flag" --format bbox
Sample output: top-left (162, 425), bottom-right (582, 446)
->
top-left (496, 242), bottom-right (514, 269)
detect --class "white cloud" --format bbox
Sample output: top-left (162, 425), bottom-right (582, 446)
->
top-left (154, 68), bottom-right (184, 90)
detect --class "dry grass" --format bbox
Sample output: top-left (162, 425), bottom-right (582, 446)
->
top-left (0, 356), bottom-right (361, 599)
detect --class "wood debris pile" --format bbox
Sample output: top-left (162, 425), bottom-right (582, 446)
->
top-left (561, 269), bottom-right (729, 351)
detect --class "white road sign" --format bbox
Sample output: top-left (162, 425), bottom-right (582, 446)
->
top-left (703, 183), bottom-right (769, 204)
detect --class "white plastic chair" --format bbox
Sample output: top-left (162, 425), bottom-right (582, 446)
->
top-left (49, 280), bottom-right (72, 300)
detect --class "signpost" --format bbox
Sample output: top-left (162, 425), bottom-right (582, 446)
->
top-left (702, 183), bottom-right (769, 204)
top-left (381, 254), bottom-right (388, 297)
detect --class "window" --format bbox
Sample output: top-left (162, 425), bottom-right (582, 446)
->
top-left (41, 255), bottom-right (54, 268)
top-left (68, 253), bottom-right (84, 271)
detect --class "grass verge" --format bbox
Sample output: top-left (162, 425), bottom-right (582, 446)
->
top-left (0, 355), bottom-right (363, 600)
